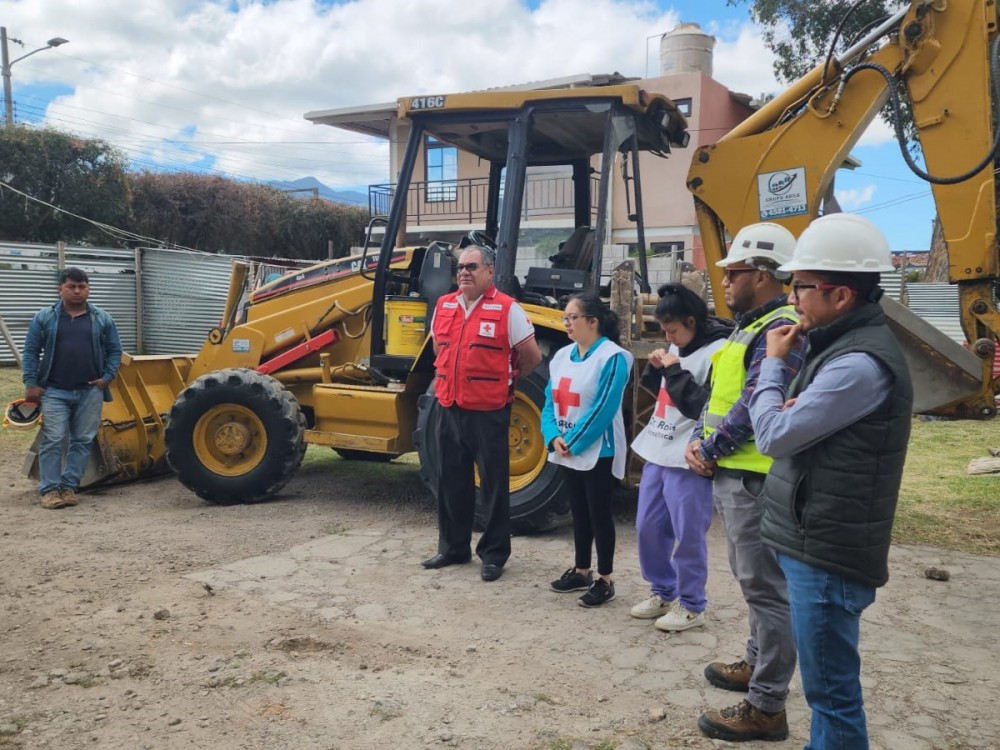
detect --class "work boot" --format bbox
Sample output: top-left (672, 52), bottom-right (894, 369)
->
top-left (40, 491), bottom-right (69, 510)
top-left (704, 658), bottom-right (753, 692)
top-left (59, 489), bottom-right (79, 507)
top-left (698, 699), bottom-right (788, 742)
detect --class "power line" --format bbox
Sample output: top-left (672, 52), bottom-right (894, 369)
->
top-left (0, 179), bottom-right (202, 251)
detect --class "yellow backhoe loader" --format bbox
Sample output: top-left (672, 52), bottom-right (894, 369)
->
top-left (25, 0), bottom-right (1000, 528)
top-left (28, 85), bottom-right (689, 531)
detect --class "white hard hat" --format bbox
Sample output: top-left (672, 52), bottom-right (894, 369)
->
top-left (3, 399), bottom-right (41, 430)
top-left (716, 222), bottom-right (796, 280)
top-left (780, 213), bottom-right (893, 273)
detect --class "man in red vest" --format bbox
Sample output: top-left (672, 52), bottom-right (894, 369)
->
top-left (422, 244), bottom-right (542, 581)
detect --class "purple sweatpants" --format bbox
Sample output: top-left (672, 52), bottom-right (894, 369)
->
top-left (635, 463), bottom-right (714, 612)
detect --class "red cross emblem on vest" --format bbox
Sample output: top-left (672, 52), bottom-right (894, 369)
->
top-left (552, 377), bottom-right (581, 417)
top-left (654, 385), bottom-right (674, 419)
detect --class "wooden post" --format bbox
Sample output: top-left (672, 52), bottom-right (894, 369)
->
top-left (0, 315), bottom-right (21, 368)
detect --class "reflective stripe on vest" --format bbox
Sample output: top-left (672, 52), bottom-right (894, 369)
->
top-left (704, 305), bottom-right (797, 473)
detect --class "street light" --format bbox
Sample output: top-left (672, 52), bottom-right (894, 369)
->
top-left (1, 27), bottom-right (69, 126)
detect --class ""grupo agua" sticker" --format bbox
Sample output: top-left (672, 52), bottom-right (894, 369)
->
top-left (757, 167), bottom-right (807, 219)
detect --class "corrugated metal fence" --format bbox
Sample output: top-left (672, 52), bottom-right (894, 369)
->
top-left (0, 242), bottom-right (312, 365)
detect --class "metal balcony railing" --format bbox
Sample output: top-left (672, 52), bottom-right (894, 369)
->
top-left (369, 175), bottom-right (601, 225)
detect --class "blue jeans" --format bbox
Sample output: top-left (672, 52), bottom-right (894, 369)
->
top-left (38, 386), bottom-right (104, 494)
top-left (778, 553), bottom-right (877, 750)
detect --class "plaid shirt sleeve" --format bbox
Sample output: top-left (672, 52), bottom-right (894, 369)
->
top-left (698, 318), bottom-right (806, 462)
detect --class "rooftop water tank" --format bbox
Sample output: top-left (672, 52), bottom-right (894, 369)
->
top-left (660, 23), bottom-right (715, 78)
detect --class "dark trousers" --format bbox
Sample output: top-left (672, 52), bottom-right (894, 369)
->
top-left (562, 457), bottom-right (616, 576)
top-left (436, 403), bottom-right (511, 566)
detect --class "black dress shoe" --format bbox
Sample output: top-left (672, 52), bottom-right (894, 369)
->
top-left (421, 552), bottom-right (471, 569)
top-left (481, 562), bottom-right (504, 581)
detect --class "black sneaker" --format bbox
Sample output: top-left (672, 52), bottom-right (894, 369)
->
top-left (550, 568), bottom-right (593, 593)
top-left (578, 578), bottom-right (615, 607)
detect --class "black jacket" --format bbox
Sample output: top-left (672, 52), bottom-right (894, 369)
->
top-left (639, 316), bottom-right (735, 420)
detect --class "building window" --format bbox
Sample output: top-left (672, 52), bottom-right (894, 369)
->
top-left (651, 241), bottom-right (685, 256)
top-left (674, 98), bottom-right (692, 117)
top-left (425, 136), bottom-right (457, 202)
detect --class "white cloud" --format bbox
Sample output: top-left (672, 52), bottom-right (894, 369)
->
top-left (710, 22), bottom-right (781, 98)
top-left (836, 184), bottom-right (877, 210)
top-left (6, 0), bottom-right (708, 189)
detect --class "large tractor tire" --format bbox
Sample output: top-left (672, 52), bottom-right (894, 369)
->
top-left (413, 357), bottom-right (569, 534)
top-left (165, 368), bottom-right (306, 504)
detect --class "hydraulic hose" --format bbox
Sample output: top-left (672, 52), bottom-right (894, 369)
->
top-left (840, 32), bottom-right (1000, 185)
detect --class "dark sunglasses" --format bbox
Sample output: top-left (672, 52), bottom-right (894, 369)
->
top-left (456, 263), bottom-right (483, 272)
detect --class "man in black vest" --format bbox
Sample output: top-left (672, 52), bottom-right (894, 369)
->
top-left (748, 213), bottom-right (913, 749)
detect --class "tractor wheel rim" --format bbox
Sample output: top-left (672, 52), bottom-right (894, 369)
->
top-left (193, 404), bottom-right (268, 477)
top-left (507, 392), bottom-right (545, 492)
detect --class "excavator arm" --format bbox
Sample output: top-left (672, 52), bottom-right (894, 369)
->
top-left (688, 0), bottom-right (1000, 417)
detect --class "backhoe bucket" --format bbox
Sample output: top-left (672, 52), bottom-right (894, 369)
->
top-left (880, 296), bottom-right (988, 416)
top-left (24, 353), bottom-right (195, 489)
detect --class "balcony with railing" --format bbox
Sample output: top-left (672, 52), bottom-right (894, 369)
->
top-left (369, 174), bottom-right (600, 226)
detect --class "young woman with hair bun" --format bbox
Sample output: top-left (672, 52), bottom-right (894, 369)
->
top-left (630, 283), bottom-right (734, 630)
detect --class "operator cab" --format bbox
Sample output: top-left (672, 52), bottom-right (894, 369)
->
top-left (368, 84), bottom-right (689, 364)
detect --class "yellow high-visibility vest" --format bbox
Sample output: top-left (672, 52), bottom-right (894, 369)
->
top-left (704, 305), bottom-right (798, 473)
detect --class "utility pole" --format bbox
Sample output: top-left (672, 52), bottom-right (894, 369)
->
top-left (1, 27), bottom-right (69, 126)
top-left (1, 27), bottom-right (12, 126)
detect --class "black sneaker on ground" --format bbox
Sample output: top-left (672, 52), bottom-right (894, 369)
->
top-left (550, 568), bottom-right (593, 593)
top-left (578, 578), bottom-right (615, 607)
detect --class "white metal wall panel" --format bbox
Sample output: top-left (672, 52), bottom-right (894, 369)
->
top-left (0, 243), bottom-right (137, 365)
top-left (139, 248), bottom-right (235, 355)
top-left (905, 283), bottom-right (964, 343)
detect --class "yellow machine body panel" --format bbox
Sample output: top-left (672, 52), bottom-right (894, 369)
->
top-left (308, 383), bottom-right (418, 454)
top-left (688, 0), bottom-right (1000, 418)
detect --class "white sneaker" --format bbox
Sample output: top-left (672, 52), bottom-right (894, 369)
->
top-left (655, 602), bottom-right (706, 632)
top-left (630, 593), bottom-right (673, 619)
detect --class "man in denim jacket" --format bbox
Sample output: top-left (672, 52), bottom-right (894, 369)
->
top-left (22, 268), bottom-right (122, 509)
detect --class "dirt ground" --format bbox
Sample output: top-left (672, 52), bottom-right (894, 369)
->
top-left (1, 449), bottom-right (998, 750)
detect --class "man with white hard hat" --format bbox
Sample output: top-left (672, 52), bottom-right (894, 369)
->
top-left (689, 222), bottom-right (806, 743)
top-left (749, 212), bottom-right (914, 749)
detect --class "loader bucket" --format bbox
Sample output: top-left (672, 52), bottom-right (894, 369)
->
top-left (24, 353), bottom-right (195, 488)
top-left (880, 295), bottom-right (989, 416)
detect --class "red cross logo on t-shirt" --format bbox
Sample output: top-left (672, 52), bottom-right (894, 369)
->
top-left (654, 385), bottom-right (674, 419)
top-left (552, 377), bottom-right (581, 417)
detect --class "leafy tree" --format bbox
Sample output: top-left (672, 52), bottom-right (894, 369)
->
top-left (728, 1), bottom-right (905, 83)
top-left (0, 125), bottom-right (130, 243)
top-left (129, 172), bottom-right (369, 259)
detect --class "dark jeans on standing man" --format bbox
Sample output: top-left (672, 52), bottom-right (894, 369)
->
top-left (435, 403), bottom-right (512, 566)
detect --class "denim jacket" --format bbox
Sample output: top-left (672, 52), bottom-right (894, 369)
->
top-left (22, 301), bottom-right (123, 403)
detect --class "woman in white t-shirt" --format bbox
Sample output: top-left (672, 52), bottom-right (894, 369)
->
top-left (629, 284), bottom-right (733, 631)
top-left (541, 293), bottom-right (634, 608)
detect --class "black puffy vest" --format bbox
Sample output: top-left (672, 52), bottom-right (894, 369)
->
top-left (761, 303), bottom-right (913, 587)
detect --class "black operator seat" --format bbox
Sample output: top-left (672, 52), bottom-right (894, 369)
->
top-left (550, 226), bottom-right (596, 271)
top-left (417, 241), bottom-right (455, 313)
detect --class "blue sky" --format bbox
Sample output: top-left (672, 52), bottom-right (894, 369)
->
top-left (2, 0), bottom-right (935, 250)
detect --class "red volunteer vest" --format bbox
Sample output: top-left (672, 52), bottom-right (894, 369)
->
top-left (432, 285), bottom-right (517, 411)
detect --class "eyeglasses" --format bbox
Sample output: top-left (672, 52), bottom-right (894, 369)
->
top-left (456, 262), bottom-right (483, 272)
top-left (722, 268), bottom-right (757, 281)
top-left (562, 313), bottom-right (594, 324)
top-left (791, 282), bottom-right (846, 295)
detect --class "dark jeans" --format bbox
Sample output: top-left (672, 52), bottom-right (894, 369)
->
top-left (778, 553), bottom-right (877, 750)
top-left (436, 404), bottom-right (511, 566)
top-left (38, 386), bottom-right (103, 494)
top-left (562, 457), bottom-right (616, 576)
